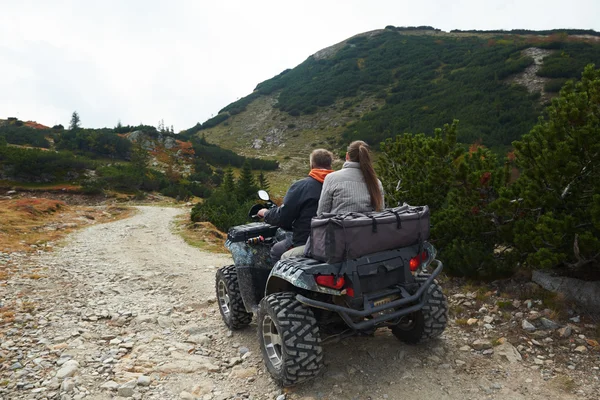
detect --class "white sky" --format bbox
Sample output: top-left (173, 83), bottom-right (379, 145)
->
top-left (1, 0), bottom-right (599, 130)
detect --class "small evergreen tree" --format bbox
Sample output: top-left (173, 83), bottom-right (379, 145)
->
top-left (237, 160), bottom-right (258, 200)
top-left (130, 140), bottom-right (149, 181)
top-left (69, 111), bottom-right (81, 131)
top-left (378, 120), bottom-right (460, 211)
top-left (222, 167), bottom-right (236, 193)
top-left (257, 171), bottom-right (270, 192)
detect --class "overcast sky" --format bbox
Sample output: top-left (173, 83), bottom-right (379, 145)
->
top-left (2, 0), bottom-right (599, 130)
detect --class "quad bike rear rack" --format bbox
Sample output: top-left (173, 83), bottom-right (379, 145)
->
top-left (296, 260), bottom-right (443, 330)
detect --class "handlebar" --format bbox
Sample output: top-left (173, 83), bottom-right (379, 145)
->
top-left (248, 200), bottom-right (276, 220)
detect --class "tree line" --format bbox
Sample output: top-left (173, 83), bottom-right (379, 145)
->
top-left (190, 161), bottom-right (271, 232)
top-left (0, 114), bottom-right (278, 203)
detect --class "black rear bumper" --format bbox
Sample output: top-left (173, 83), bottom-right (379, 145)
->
top-left (296, 260), bottom-right (443, 330)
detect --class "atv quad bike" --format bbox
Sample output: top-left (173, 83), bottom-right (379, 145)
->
top-left (216, 190), bottom-right (448, 386)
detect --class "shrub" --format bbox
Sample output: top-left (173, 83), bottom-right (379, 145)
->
top-left (544, 78), bottom-right (569, 93)
top-left (378, 121), bottom-right (515, 278)
top-left (0, 146), bottom-right (93, 182)
top-left (0, 125), bottom-right (50, 148)
top-left (499, 64), bottom-right (600, 271)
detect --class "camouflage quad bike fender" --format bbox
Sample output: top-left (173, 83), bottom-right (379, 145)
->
top-left (265, 258), bottom-right (343, 297)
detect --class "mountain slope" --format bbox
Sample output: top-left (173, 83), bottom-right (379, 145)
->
top-left (191, 27), bottom-right (600, 161)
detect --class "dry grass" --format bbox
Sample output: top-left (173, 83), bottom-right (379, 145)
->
top-left (496, 300), bottom-right (513, 310)
top-left (449, 304), bottom-right (465, 317)
top-left (20, 301), bottom-right (37, 314)
top-left (0, 197), bottom-right (132, 283)
top-left (174, 214), bottom-right (229, 254)
top-left (0, 198), bottom-right (68, 252)
top-left (23, 273), bottom-right (44, 280)
top-left (0, 308), bottom-right (15, 325)
top-left (553, 375), bottom-right (577, 393)
top-left (0, 181), bottom-right (82, 192)
top-left (0, 199), bottom-right (132, 253)
top-left (517, 284), bottom-right (569, 319)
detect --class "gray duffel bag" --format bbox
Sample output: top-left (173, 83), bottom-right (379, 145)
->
top-left (307, 204), bottom-right (430, 263)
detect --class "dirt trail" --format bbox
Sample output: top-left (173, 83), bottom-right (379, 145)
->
top-left (1, 206), bottom-right (594, 400)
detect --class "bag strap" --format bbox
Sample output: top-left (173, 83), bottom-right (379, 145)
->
top-left (342, 222), bottom-right (350, 261)
top-left (325, 221), bottom-right (337, 260)
top-left (370, 215), bottom-right (378, 233)
top-left (337, 212), bottom-right (367, 220)
top-left (417, 208), bottom-right (424, 256)
top-left (392, 210), bottom-right (402, 229)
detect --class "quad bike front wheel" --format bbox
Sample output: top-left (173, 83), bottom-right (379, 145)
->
top-left (257, 292), bottom-right (324, 386)
top-left (391, 274), bottom-right (448, 344)
top-left (215, 265), bottom-right (253, 330)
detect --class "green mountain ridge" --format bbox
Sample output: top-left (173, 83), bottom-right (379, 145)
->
top-left (190, 27), bottom-right (600, 165)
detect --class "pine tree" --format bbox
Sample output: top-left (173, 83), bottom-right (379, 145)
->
top-left (257, 171), bottom-right (270, 192)
top-left (222, 167), bottom-right (236, 194)
top-left (69, 111), bottom-right (81, 131)
top-left (378, 120), bottom-right (459, 211)
top-left (131, 140), bottom-right (149, 178)
top-left (237, 160), bottom-right (257, 200)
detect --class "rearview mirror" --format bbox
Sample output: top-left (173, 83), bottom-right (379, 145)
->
top-left (258, 190), bottom-right (270, 201)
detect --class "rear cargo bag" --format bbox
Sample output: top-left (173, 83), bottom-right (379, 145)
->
top-left (309, 204), bottom-right (430, 263)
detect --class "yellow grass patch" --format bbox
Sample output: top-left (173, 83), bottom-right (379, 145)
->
top-left (0, 308), bottom-right (15, 325)
top-left (0, 198), bottom-right (132, 272)
top-left (0, 203), bottom-right (132, 283)
top-left (174, 214), bottom-right (229, 254)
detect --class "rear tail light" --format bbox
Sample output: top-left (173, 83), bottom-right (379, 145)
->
top-left (409, 251), bottom-right (429, 271)
top-left (315, 275), bottom-right (345, 290)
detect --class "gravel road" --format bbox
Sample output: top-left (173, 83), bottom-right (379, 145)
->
top-left (1, 206), bottom-right (593, 400)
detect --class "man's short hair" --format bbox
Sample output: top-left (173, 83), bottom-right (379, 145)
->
top-left (310, 149), bottom-right (333, 169)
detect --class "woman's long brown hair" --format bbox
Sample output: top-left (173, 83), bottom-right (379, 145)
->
top-left (347, 140), bottom-right (383, 211)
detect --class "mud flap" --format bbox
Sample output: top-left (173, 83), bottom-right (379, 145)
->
top-left (235, 265), bottom-right (271, 314)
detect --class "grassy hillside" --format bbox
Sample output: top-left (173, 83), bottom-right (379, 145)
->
top-left (191, 27), bottom-right (600, 193)
top-left (0, 119), bottom-right (277, 198)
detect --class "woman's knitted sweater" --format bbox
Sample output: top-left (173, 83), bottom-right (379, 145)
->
top-left (317, 161), bottom-right (384, 215)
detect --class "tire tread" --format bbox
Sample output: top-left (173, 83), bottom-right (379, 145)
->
top-left (258, 292), bottom-right (324, 386)
top-left (216, 265), bottom-right (252, 330)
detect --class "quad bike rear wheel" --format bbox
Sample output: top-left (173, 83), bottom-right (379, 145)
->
top-left (215, 265), bottom-right (253, 330)
top-left (391, 274), bottom-right (448, 344)
top-left (257, 292), bottom-right (324, 386)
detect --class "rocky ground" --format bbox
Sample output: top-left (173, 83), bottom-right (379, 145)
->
top-left (1, 206), bottom-right (599, 400)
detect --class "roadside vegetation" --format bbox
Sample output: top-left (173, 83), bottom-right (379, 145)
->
top-left (378, 64), bottom-right (600, 279)
top-left (0, 197), bottom-right (132, 254)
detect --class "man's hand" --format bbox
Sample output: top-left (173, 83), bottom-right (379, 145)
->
top-left (257, 208), bottom-right (268, 218)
